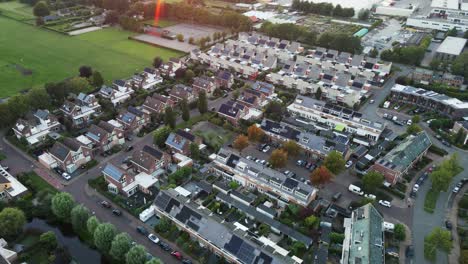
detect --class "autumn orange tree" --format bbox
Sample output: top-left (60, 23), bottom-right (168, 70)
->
top-left (269, 149), bottom-right (288, 168)
top-left (282, 140), bottom-right (301, 157)
top-left (233, 135), bottom-right (249, 153)
top-left (310, 166), bottom-right (333, 186)
top-left (247, 125), bottom-right (265, 142)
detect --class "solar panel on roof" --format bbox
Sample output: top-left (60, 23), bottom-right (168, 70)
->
top-left (237, 241), bottom-right (256, 264)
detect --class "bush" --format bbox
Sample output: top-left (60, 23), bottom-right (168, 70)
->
top-left (429, 145), bottom-right (448, 156)
top-left (424, 189), bottom-right (439, 213)
top-left (380, 186), bottom-right (404, 199)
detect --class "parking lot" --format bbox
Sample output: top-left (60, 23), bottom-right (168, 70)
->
top-left (362, 18), bottom-right (407, 51)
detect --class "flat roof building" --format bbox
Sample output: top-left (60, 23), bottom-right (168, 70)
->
top-left (436, 37), bottom-right (467, 60)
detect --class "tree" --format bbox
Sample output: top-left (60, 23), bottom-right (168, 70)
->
top-left (315, 87), bottom-right (322, 99)
top-left (229, 181), bottom-right (240, 190)
top-left (174, 68), bottom-right (186, 79)
top-left (304, 215), bottom-right (319, 228)
top-left (424, 227), bottom-right (452, 262)
top-left (362, 171), bottom-right (384, 193)
top-left (282, 140), bottom-right (300, 157)
top-left (188, 37), bottom-right (194, 44)
top-left (412, 115), bottom-right (421, 123)
top-left (87, 216), bottom-right (100, 237)
top-left (0, 208), bottom-right (26, 239)
top-left (323, 151), bottom-right (345, 174)
top-left (70, 204), bottom-right (90, 233)
top-left (126, 245), bottom-right (147, 264)
top-left (310, 166), bottom-right (333, 186)
top-left (233, 135), bottom-right (249, 152)
top-left (110, 232), bottom-right (132, 262)
top-left (51, 192), bottom-right (75, 220)
top-left (358, 9), bottom-right (370, 20)
top-left (197, 90), bottom-right (208, 114)
top-left (185, 69), bottom-right (195, 81)
top-left (407, 124), bottom-right (422, 135)
top-left (153, 126), bottom-right (171, 147)
top-left (264, 101), bottom-right (284, 121)
top-left (152, 57), bottom-right (163, 68)
top-left (269, 149), bottom-right (288, 168)
top-left (94, 223), bottom-right (117, 253)
top-left (290, 241), bottom-right (306, 256)
top-left (394, 223), bottom-right (406, 241)
top-left (66, 77), bottom-right (90, 94)
top-left (164, 107), bottom-right (176, 129)
top-left (33, 1), bottom-right (50, 17)
top-left (176, 34), bottom-right (184, 42)
top-left (447, 27), bottom-right (458, 37)
top-left (39, 231), bottom-right (57, 252)
top-left (79, 66), bottom-right (93, 78)
top-left (430, 168), bottom-right (453, 192)
top-left (369, 48), bottom-right (379, 58)
top-left (181, 98), bottom-right (190, 122)
top-left (189, 142), bottom-right (200, 160)
top-left (247, 125), bottom-right (265, 142)
top-left (92, 71), bottom-right (104, 87)
top-left (27, 88), bottom-right (51, 109)
top-left (452, 52), bottom-right (468, 78)
top-left (455, 129), bottom-right (467, 145)
top-left (429, 59), bottom-right (441, 71)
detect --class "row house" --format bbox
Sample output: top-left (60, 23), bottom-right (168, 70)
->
top-left (390, 84), bottom-right (468, 119)
top-left (251, 81), bottom-right (275, 97)
top-left (239, 32), bottom-right (303, 54)
top-left (217, 100), bottom-right (248, 125)
top-left (165, 129), bottom-right (202, 156)
top-left (411, 68), bottom-right (464, 87)
top-left (212, 148), bottom-right (318, 207)
top-left (99, 83), bottom-right (134, 106)
top-left (287, 95), bottom-right (385, 143)
top-left (13, 109), bottom-right (61, 145)
top-left (60, 93), bottom-right (101, 128)
top-left (49, 138), bottom-right (93, 173)
top-left (192, 76), bottom-right (216, 96)
top-left (237, 88), bottom-right (266, 108)
top-left (117, 106), bottom-right (151, 136)
top-left (131, 145), bottom-right (170, 176)
top-left (142, 94), bottom-right (175, 114)
top-left (169, 84), bottom-right (197, 103)
top-left (132, 68), bottom-right (163, 90)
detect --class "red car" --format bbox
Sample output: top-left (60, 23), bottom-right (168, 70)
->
top-left (171, 251), bottom-right (182, 260)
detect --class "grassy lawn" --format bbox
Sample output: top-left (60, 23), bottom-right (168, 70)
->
top-left (22, 171), bottom-right (58, 194)
top-left (142, 18), bottom-right (178, 28)
top-left (0, 1), bottom-right (35, 21)
top-left (0, 17), bottom-right (184, 97)
top-left (424, 188), bottom-right (439, 213)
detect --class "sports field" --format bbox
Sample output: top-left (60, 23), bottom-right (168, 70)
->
top-left (0, 17), bottom-right (183, 97)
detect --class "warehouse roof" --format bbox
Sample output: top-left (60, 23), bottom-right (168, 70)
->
top-left (436, 37), bottom-right (467, 56)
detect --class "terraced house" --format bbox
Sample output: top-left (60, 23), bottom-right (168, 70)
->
top-left (212, 148), bottom-right (318, 207)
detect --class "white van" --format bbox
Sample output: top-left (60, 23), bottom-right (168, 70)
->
top-left (348, 184), bottom-right (364, 196)
top-left (383, 101), bottom-right (390, 109)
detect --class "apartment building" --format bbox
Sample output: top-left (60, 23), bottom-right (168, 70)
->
top-left (390, 84), bottom-right (468, 119)
top-left (212, 148), bottom-right (318, 207)
top-left (287, 95), bottom-right (385, 142)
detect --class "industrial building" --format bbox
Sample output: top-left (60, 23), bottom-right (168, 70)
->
top-left (435, 36), bottom-right (467, 60)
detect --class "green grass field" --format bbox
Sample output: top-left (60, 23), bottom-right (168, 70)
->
top-left (142, 18), bottom-right (178, 28)
top-left (0, 1), bottom-right (35, 20)
top-left (0, 17), bottom-right (183, 97)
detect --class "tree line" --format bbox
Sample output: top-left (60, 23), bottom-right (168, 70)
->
top-left (291, 0), bottom-right (354, 18)
top-left (380, 36), bottom-right (431, 66)
top-left (260, 22), bottom-right (362, 53)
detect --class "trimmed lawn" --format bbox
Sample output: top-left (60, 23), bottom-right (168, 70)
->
top-left (424, 188), bottom-right (439, 213)
top-left (0, 1), bottom-right (35, 20)
top-left (0, 17), bottom-right (184, 97)
top-left (142, 18), bottom-right (178, 28)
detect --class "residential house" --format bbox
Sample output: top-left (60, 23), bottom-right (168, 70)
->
top-left (159, 57), bottom-right (183, 78)
top-left (13, 109), bottom-right (61, 145)
top-left (217, 101), bottom-right (248, 125)
top-left (192, 76), bottom-right (216, 97)
top-left (142, 94), bottom-right (175, 114)
top-left (165, 129), bottom-right (202, 156)
top-left (99, 83), bottom-right (134, 106)
top-left (133, 68), bottom-right (163, 89)
top-left (453, 121), bottom-right (468, 145)
top-left (98, 120), bottom-right (125, 148)
top-left (60, 93), bottom-right (101, 128)
top-left (117, 106), bottom-right (151, 135)
top-left (49, 138), bottom-right (93, 173)
top-left (341, 204), bottom-right (384, 264)
top-left (102, 163), bottom-right (137, 197)
top-left (237, 89), bottom-right (266, 108)
top-left (131, 145), bottom-right (170, 176)
top-left (0, 167), bottom-right (27, 200)
top-left (215, 70), bottom-right (234, 89)
top-left (370, 132), bottom-right (432, 185)
top-left (169, 84), bottom-right (197, 103)
top-left (411, 68), bottom-right (434, 85)
top-left (251, 81), bottom-right (275, 97)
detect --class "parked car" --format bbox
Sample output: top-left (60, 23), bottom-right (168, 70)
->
top-left (61, 172), bottom-right (71, 180)
top-left (410, 191), bottom-right (416, 198)
top-left (442, 140), bottom-right (452, 147)
top-left (171, 251), bottom-right (183, 260)
top-left (112, 209), bottom-right (122, 216)
top-left (262, 145), bottom-right (270, 153)
top-left (305, 162), bottom-right (313, 169)
top-left (332, 192), bottom-right (342, 201)
top-left (345, 160), bottom-right (353, 168)
top-left (182, 259), bottom-right (193, 264)
top-left (246, 156), bottom-right (253, 160)
top-left (393, 105), bottom-right (400, 110)
top-left (136, 226), bottom-right (148, 235)
top-left (406, 245), bottom-right (414, 258)
top-left (364, 194), bottom-right (376, 200)
top-left (453, 186), bottom-right (460, 193)
top-left (369, 99), bottom-right (375, 104)
top-left (445, 220), bottom-right (452, 230)
top-left (296, 160), bottom-right (305, 166)
top-left (126, 136), bottom-right (133, 141)
top-left (378, 200), bottom-right (391, 208)
top-left (407, 119), bottom-right (413, 126)
top-left (148, 234), bottom-right (160, 244)
top-left (54, 167), bottom-right (64, 175)
top-left (125, 145), bottom-right (134, 152)
top-left (100, 201), bottom-right (111, 208)
top-left (412, 184), bottom-right (420, 193)
top-left (159, 242), bottom-right (171, 251)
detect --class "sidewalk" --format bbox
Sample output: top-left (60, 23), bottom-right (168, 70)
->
top-left (447, 185), bottom-right (467, 264)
